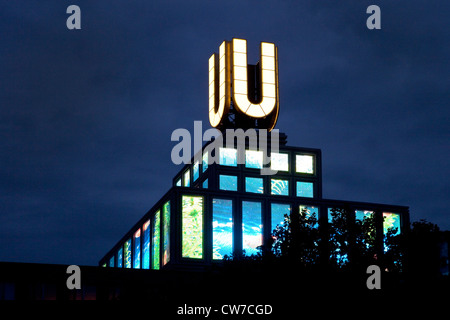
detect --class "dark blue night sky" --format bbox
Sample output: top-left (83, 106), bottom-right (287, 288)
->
top-left (1, 1), bottom-right (449, 266)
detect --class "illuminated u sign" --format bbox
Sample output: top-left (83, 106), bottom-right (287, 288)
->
top-left (209, 38), bottom-right (279, 131)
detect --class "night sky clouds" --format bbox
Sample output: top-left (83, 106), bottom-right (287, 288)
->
top-left (1, 1), bottom-right (448, 265)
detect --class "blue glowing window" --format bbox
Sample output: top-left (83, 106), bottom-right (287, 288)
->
top-left (296, 181), bottom-right (313, 198)
top-left (176, 179), bottom-right (181, 187)
top-left (183, 170), bottom-right (190, 187)
top-left (271, 179), bottom-right (289, 196)
top-left (117, 247), bottom-right (123, 268)
top-left (202, 179), bottom-right (208, 189)
top-left (355, 210), bottom-right (374, 222)
top-left (109, 256), bottom-right (114, 268)
top-left (219, 148), bottom-right (237, 166)
top-left (193, 161), bottom-right (199, 182)
top-left (220, 175), bottom-right (238, 191)
top-left (245, 150), bottom-right (263, 169)
top-left (133, 229), bottom-right (141, 269)
top-left (271, 203), bottom-right (290, 233)
top-left (142, 220), bottom-right (150, 269)
top-left (242, 201), bottom-right (262, 256)
top-left (212, 198), bottom-right (233, 260)
top-left (202, 152), bottom-right (208, 172)
top-left (245, 177), bottom-right (264, 194)
top-left (383, 212), bottom-right (401, 236)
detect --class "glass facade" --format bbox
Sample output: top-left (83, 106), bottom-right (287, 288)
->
top-left (271, 179), bottom-right (289, 196)
top-left (124, 239), bottom-right (132, 269)
top-left (212, 198), bottom-right (233, 259)
top-left (383, 212), bottom-right (401, 236)
top-left (245, 177), bottom-right (264, 194)
top-left (133, 229), bottom-right (141, 269)
top-left (296, 181), bottom-right (313, 198)
top-left (271, 203), bottom-right (290, 233)
top-left (296, 154), bottom-right (314, 174)
top-left (219, 175), bottom-right (238, 191)
top-left (245, 150), bottom-right (263, 169)
top-left (152, 210), bottom-right (160, 270)
top-left (163, 201), bottom-right (170, 266)
top-left (182, 195), bottom-right (203, 259)
top-left (142, 220), bottom-right (150, 269)
top-left (183, 169), bottom-right (190, 187)
top-left (242, 201), bottom-right (262, 256)
top-left (219, 148), bottom-right (237, 166)
top-left (193, 161), bottom-right (199, 182)
top-left (117, 247), bottom-right (123, 268)
top-left (270, 152), bottom-right (289, 172)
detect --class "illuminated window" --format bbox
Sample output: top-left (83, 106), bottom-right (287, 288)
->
top-left (355, 210), bottom-right (374, 221)
top-left (296, 154), bottom-right (314, 174)
top-left (152, 211), bottom-right (160, 270)
top-left (202, 152), bottom-right (208, 172)
top-left (220, 175), bottom-right (238, 191)
top-left (296, 181), bottom-right (313, 198)
top-left (383, 212), bottom-right (401, 236)
top-left (117, 247), bottom-right (123, 268)
top-left (176, 179), bottom-right (181, 187)
top-left (245, 177), bottom-right (264, 194)
top-left (299, 205), bottom-right (319, 228)
top-left (183, 170), bottom-right (190, 187)
top-left (245, 150), bottom-right (263, 169)
top-left (109, 256), bottom-right (114, 268)
top-left (202, 179), bottom-right (208, 189)
top-left (182, 195), bottom-right (203, 259)
top-left (212, 198), bottom-right (233, 260)
top-left (142, 220), bottom-right (150, 269)
top-left (133, 229), bottom-right (141, 269)
top-left (193, 161), bottom-right (199, 182)
top-left (270, 153), bottom-right (289, 172)
top-left (219, 148), bottom-right (237, 166)
top-left (271, 179), bottom-right (289, 196)
top-left (271, 203), bottom-right (290, 233)
top-left (242, 201), bottom-right (262, 256)
top-left (163, 201), bottom-right (170, 266)
top-left (124, 239), bottom-right (132, 269)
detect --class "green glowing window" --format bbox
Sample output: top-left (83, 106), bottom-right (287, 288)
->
top-left (124, 239), bottom-right (132, 269)
top-left (152, 210), bottom-right (160, 270)
top-left (296, 154), bottom-right (314, 174)
top-left (220, 175), bottom-right (238, 191)
top-left (270, 152), bottom-right (289, 172)
top-left (296, 181), bottom-right (313, 198)
top-left (245, 177), bottom-right (264, 194)
top-left (271, 179), bottom-right (289, 196)
top-left (182, 195), bottom-right (203, 259)
top-left (162, 201), bottom-right (170, 266)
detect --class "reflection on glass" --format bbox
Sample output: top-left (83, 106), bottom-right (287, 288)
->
top-left (242, 201), bottom-right (262, 256)
top-left (220, 175), bottom-right (238, 191)
top-left (355, 210), bottom-right (374, 221)
top-left (296, 181), bottom-right (313, 198)
top-left (383, 212), bottom-right (401, 236)
top-left (299, 205), bottom-right (319, 229)
top-left (271, 179), bottom-right (289, 196)
top-left (133, 229), bottom-right (141, 269)
top-left (271, 203), bottom-right (290, 233)
top-left (142, 220), bottom-right (150, 269)
top-left (245, 177), bottom-right (264, 194)
top-left (219, 148), bottom-right (237, 166)
top-left (182, 196), bottom-right (203, 259)
top-left (163, 201), bottom-right (170, 266)
top-left (213, 198), bottom-right (233, 260)
top-left (270, 153), bottom-right (289, 172)
top-left (296, 154), bottom-right (314, 174)
top-left (245, 150), bottom-right (263, 169)
top-left (152, 211), bottom-right (160, 270)
top-left (124, 239), bottom-right (131, 269)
